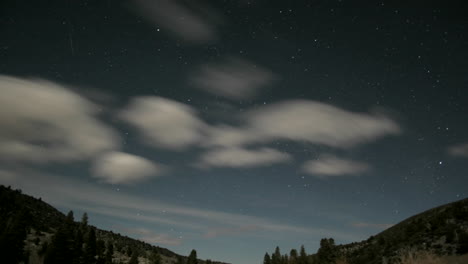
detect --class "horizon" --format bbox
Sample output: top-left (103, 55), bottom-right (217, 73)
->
top-left (1, 1), bottom-right (468, 264)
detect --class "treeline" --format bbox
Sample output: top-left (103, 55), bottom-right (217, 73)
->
top-left (264, 239), bottom-right (338, 264)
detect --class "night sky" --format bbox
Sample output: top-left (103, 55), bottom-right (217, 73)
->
top-left (1, 1), bottom-right (468, 264)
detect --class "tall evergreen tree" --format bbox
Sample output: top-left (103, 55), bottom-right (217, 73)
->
top-left (187, 249), bottom-right (198, 264)
top-left (272, 246), bottom-right (282, 264)
top-left (84, 228), bottom-right (97, 264)
top-left (44, 210), bottom-right (75, 264)
top-left (299, 245), bottom-right (308, 264)
top-left (128, 250), bottom-right (139, 264)
top-left (175, 256), bottom-right (185, 264)
top-left (73, 228), bottom-right (84, 264)
top-left (289, 249), bottom-right (298, 264)
top-left (0, 207), bottom-right (31, 263)
top-left (263, 253), bottom-right (271, 264)
top-left (316, 238), bottom-right (336, 264)
top-left (149, 250), bottom-right (161, 264)
top-left (105, 242), bottom-right (114, 264)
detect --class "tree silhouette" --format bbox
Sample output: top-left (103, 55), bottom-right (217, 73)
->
top-left (187, 249), bottom-right (198, 264)
top-left (263, 252), bottom-right (271, 264)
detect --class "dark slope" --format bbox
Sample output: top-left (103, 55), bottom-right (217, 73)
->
top-left (0, 185), bottom-right (227, 264)
top-left (337, 197), bottom-right (468, 264)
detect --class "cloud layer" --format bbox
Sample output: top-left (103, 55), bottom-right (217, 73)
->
top-left (302, 155), bottom-right (370, 177)
top-left (119, 96), bottom-right (400, 169)
top-left (92, 151), bottom-right (162, 184)
top-left (0, 75), bottom-right (119, 163)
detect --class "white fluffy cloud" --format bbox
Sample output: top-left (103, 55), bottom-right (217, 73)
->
top-left (302, 155), bottom-right (370, 177)
top-left (0, 75), bottom-right (119, 163)
top-left (247, 100), bottom-right (400, 148)
top-left (120, 96), bottom-right (206, 150)
top-left (191, 57), bottom-right (275, 99)
top-left (206, 100), bottom-right (400, 148)
top-left (448, 143), bottom-right (468, 158)
top-left (131, 0), bottom-right (222, 43)
top-left (92, 151), bottom-right (162, 184)
top-left (197, 147), bottom-right (291, 168)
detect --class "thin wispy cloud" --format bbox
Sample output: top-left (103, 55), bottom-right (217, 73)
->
top-left (122, 227), bottom-right (182, 246)
top-left (351, 222), bottom-right (393, 229)
top-left (131, 0), bottom-right (222, 43)
top-left (191, 57), bottom-right (276, 100)
top-left (448, 143), bottom-right (468, 158)
top-left (197, 147), bottom-right (291, 168)
top-left (1, 169), bottom-right (362, 243)
top-left (203, 225), bottom-right (259, 238)
top-left (302, 155), bottom-right (370, 177)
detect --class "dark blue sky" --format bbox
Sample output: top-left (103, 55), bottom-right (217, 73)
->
top-left (1, 1), bottom-right (468, 264)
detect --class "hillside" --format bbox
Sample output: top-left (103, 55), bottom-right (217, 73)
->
top-left (264, 197), bottom-right (468, 264)
top-left (337, 197), bottom-right (468, 264)
top-left (0, 185), bottom-right (227, 264)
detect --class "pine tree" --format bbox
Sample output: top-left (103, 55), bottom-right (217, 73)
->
top-left (84, 228), bottom-right (97, 264)
top-left (187, 249), bottom-right (198, 264)
top-left (128, 250), bottom-right (139, 264)
top-left (316, 238), bottom-right (336, 264)
top-left (105, 242), bottom-right (114, 264)
top-left (299, 245), bottom-right (308, 264)
top-left (289, 249), bottom-right (298, 264)
top-left (0, 207), bottom-right (31, 263)
top-left (175, 256), bottom-right (185, 264)
top-left (272, 246), bottom-right (281, 264)
top-left (44, 210), bottom-right (75, 264)
top-left (73, 228), bottom-right (84, 264)
top-left (264, 253), bottom-right (271, 264)
top-left (149, 250), bottom-right (162, 264)
top-left (81, 213), bottom-right (88, 228)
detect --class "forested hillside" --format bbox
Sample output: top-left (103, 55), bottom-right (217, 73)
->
top-left (0, 185), bottom-right (226, 264)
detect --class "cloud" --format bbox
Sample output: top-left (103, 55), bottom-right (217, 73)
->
top-left (197, 147), bottom-right (291, 168)
top-left (203, 225), bottom-right (259, 238)
top-left (351, 222), bottom-right (393, 229)
top-left (123, 227), bottom-right (182, 246)
top-left (0, 75), bottom-right (119, 163)
top-left (120, 96), bottom-right (206, 150)
top-left (92, 151), bottom-right (162, 184)
top-left (302, 155), bottom-right (370, 177)
top-left (190, 57), bottom-right (276, 99)
top-left (205, 100), bottom-right (400, 149)
top-left (131, 0), bottom-right (222, 43)
top-left (448, 143), bottom-right (468, 158)
top-left (119, 97), bottom-right (399, 169)
top-left (247, 100), bottom-right (400, 148)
